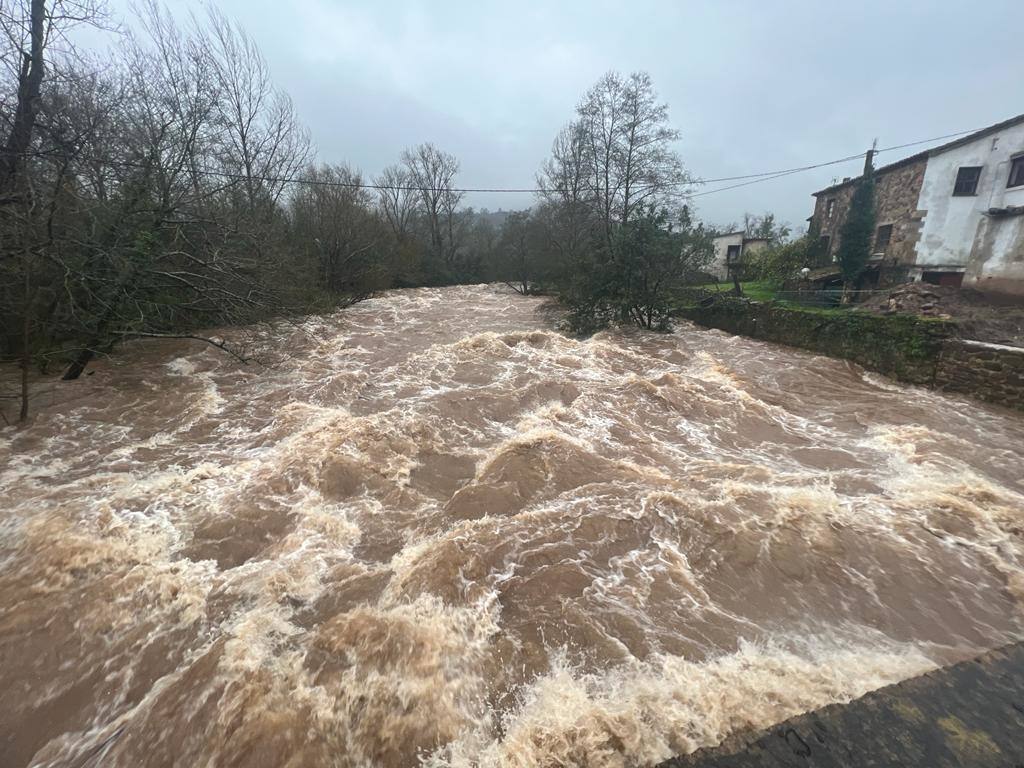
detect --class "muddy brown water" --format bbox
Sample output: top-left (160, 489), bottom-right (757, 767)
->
top-left (2, 284), bottom-right (1023, 767)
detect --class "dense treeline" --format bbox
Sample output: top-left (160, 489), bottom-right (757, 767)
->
top-left (2, 2), bottom-right (727, 422)
top-left (0, 1), bottom-right (498, 420)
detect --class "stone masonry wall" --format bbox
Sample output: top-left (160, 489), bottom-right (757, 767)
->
top-left (677, 299), bottom-right (1024, 411)
top-left (935, 339), bottom-right (1024, 410)
top-left (811, 156), bottom-right (928, 268)
top-left (676, 299), bottom-right (955, 385)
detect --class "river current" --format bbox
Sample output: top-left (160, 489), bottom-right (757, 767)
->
top-left (2, 284), bottom-right (1023, 767)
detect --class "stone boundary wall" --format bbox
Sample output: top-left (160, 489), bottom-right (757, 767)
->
top-left (936, 339), bottom-right (1024, 410)
top-left (675, 300), bottom-right (955, 386)
top-left (675, 299), bottom-right (1023, 410)
top-left (659, 641), bottom-right (1024, 768)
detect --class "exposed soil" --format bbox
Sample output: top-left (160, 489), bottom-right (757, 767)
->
top-left (856, 283), bottom-right (1024, 347)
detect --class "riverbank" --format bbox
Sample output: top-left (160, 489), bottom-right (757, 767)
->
top-left (660, 640), bottom-right (1024, 767)
top-left (675, 297), bottom-right (1024, 410)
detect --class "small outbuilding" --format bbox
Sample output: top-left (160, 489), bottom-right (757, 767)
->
top-left (709, 231), bottom-right (770, 281)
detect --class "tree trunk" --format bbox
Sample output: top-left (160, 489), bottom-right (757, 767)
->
top-left (62, 347), bottom-right (95, 381)
top-left (0, 0), bottom-right (46, 198)
top-left (19, 248), bottom-right (33, 421)
top-left (20, 312), bottom-right (30, 422)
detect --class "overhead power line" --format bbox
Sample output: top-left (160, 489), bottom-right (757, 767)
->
top-left (19, 126), bottom-right (983, 199)
top-left (688, 127), bottom-right (982, 199)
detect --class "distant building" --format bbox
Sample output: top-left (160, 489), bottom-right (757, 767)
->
top-left (709, 231), bottom-right (770, 281)
top-left (808, 113), bottom-right (1024, 295)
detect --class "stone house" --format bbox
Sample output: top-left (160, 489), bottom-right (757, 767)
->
top-left (808, 113), bottom-right (1024, 295)
top-left (709, 231), bottom-right (769, 281)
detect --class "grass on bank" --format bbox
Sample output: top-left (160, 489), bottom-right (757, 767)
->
top-left (691, 280), bottom-right (778, 302)
top-left (675, 281), bottom-right (850, 316)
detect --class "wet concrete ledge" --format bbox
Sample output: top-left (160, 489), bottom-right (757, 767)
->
top-left (659, 641), bottom-right (1024, 768)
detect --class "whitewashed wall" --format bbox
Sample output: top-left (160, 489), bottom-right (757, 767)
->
top-left (915, 122), bottom-right (1024, 293)
top-left (709, 232), bottom-right (744, 280)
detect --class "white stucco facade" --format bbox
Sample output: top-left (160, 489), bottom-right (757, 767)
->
top-left (915, 121), bottom-right (1024, 293)
top-left (709, 233), bottom-right (769, 280)
top-left (709, 232), bottom-right (744, 280)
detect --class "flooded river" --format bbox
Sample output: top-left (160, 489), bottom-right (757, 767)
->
top-left (2, 285), bottom-right (1023, 767)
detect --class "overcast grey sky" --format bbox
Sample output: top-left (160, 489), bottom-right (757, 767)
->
top-left (105, 0), bottom-right (1024, 230)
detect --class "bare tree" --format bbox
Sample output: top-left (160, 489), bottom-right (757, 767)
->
top-left (374, 163), bottom-right (416, 241)
top-left (401, 142), bottom-right (464, 270)
top-left (1, 1), bottom-right (471, 422)
top-left (204, 5), bottom-right (309, 214)
top-left (617, 72), bottom-right (687, 224)
top-left (17, 3), bottom-right (307, 387)
top-left (0, 0), bottom-right (108, 419)
top-left (496, 210), bottom-right (537, 295)
top-left (0, 0), bottom-right (46, 201)
top-left (577, 72), bottom-right (624, 245)
top-left (291, 163), bottom-right (389, 299)
top-left (537, 121), bottom-right (593, 267)
top-left (534, 71), bottom-right (702, 332)
top-left (575, 71), bottom-right (689, 242)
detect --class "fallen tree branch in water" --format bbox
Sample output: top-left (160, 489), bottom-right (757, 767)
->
top-left (109, 331), bottom-right (253, 365)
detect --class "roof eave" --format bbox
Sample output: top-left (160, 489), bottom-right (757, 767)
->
top-left (811, 112), bottom-right (1024, 197)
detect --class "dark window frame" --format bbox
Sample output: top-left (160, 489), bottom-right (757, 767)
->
top-left (1009, 156), bottom-right (1024, 189)
top-left (874, 224), bottom-right (893, 252)
top-left (725, 244), bottom-right (742, 263)
top-left (826, 198), bottom-right (835, 218)
top-left (952, 166), bottom-right (982, 196)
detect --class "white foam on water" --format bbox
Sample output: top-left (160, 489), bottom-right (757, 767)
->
top-left (4, 285), bottom-right (1024, 768)
top-left (428, 633), bottom-right (935, 768)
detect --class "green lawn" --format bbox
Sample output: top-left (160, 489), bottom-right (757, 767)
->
top-left (691, 281), bottom-right (779, 302)
top-left (683, 281), bottom-right (849, 315)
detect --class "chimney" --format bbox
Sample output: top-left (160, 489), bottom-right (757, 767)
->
top-left (863, 140), bottom-right (878, 176)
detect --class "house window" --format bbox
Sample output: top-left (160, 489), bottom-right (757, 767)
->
top-left (819, 235), bottom-right (832, 263)
top-left (952, 166), bottom-right (982, 196)
top-left (874, 224), bottom-right (893, 253)
top-left (826, 199), bottom-right (835, 218)
top-left (1009, 156), bottom-right (1024, 188)
top-left (726, 244), bottom-right (741, 263)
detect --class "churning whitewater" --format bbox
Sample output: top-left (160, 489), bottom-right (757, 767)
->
top-left (2, 285), bottom-right (1024, 767)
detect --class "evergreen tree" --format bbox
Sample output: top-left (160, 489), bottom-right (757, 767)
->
top-left (836, 162), bottom-right (877, 301)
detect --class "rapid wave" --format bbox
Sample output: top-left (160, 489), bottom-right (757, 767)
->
top-left (2, 284), bottom-right (1022, 767)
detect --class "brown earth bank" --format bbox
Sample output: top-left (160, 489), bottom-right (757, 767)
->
top-left (659, 640), bottom-right (1024, 768)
